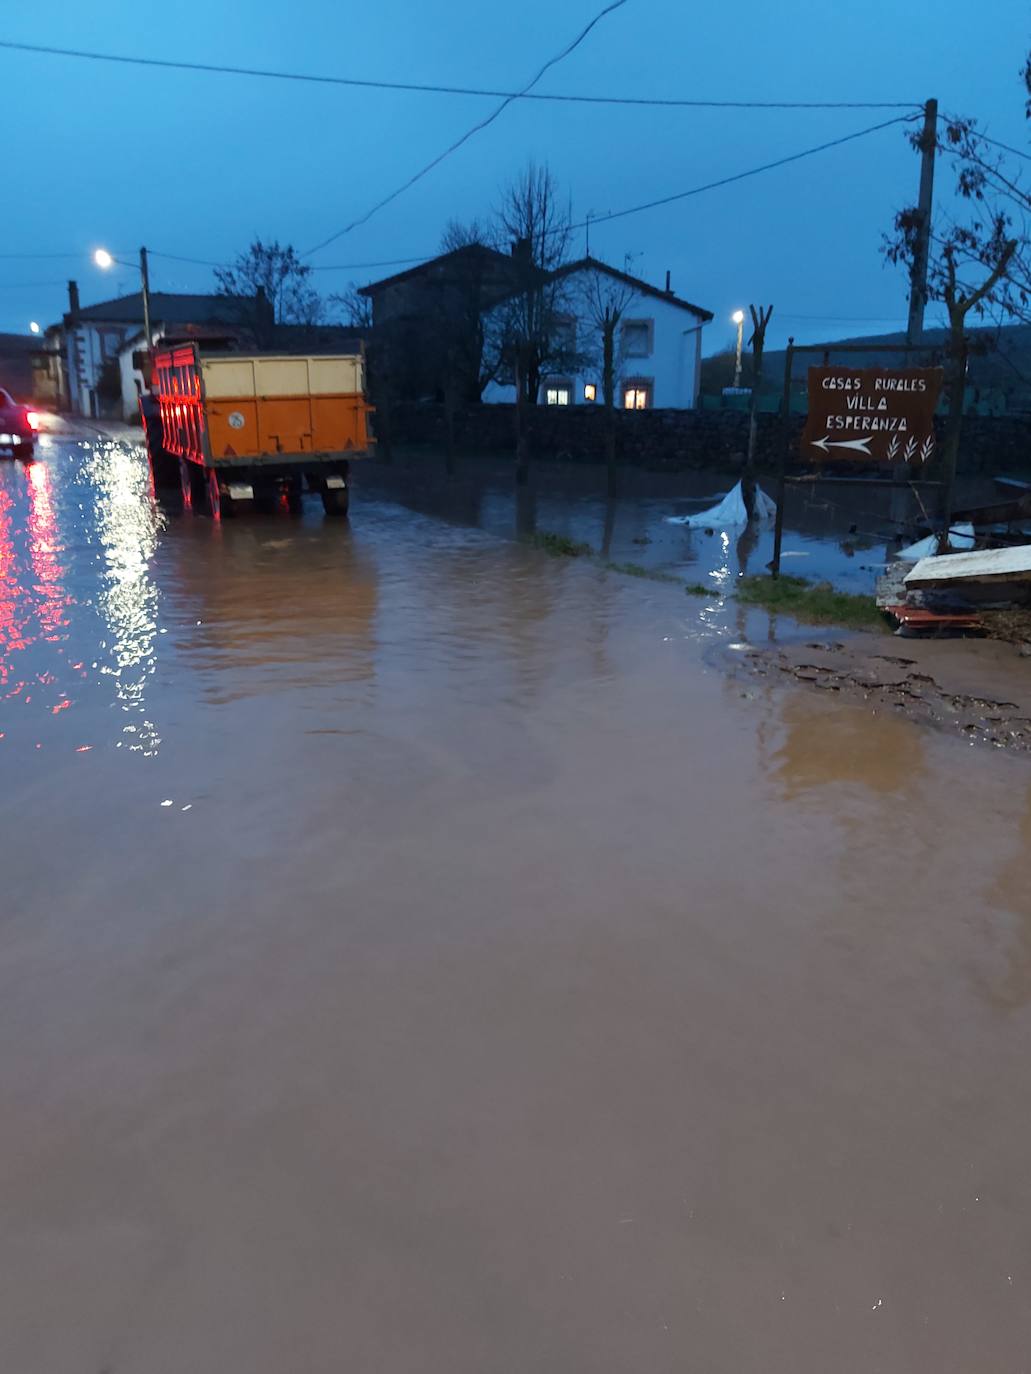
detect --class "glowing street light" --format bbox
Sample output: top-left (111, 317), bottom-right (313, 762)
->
top-left (94, 245), bottom-right (151, 345)
top-left (731, 309), bottom-right (745, 388)
top-left (29, 321), bottom-right (41, 335)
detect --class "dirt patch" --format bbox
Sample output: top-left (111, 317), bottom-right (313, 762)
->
top-left (717, 632), bottom-right (1031, 753)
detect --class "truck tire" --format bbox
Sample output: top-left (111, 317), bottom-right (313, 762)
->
top-left (321, 486), bottom-right (349, 516)
top-left (179, 458), bottom-right (194, 511)
top-left (202, 467), bottom-right (222, 520)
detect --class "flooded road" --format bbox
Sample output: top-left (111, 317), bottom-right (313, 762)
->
top-left (3, 431), bottom-right (1031, 1373)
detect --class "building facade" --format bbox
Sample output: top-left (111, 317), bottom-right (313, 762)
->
top-left (58, 286), bottom-right (252, 418)
top-left (482, 258), bottom-right (712, 410)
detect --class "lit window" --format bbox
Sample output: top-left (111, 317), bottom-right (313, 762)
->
top-left (623, 385), bottom-right (651, 410)
top-left (545, 386), bottom-right (571, 406)
top-left (583, 383), bottom-right (597, 402)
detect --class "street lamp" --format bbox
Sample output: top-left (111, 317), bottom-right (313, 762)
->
top-left (732, 309), bottom-right (745, 388)
top-left (29, 321), bottom-right (40, 335)
top-left (94, 245), bottom-right (152, 346)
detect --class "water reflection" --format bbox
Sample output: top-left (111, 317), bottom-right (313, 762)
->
top-left (981, 785), bottom-right (1031, 1012)
top-left (26, 462), bottom-right (71, 646)
top-left (0, 464), bottom-right (75, 720)
top-left (81, 441), bottom-right (164, 753)
top-left (166, 522), bottom-right (379, 705)
top-left (767, 692), bottom-right (926, 800)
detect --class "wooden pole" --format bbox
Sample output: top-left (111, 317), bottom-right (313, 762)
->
top-left (771, 337), bottom-right (794, 578)
top-left (744, 305), bottom-right (773, 519)
top-left (937, 333), bottom-right (967, 551)
top-left (906, 98), bottom-right (938, 347)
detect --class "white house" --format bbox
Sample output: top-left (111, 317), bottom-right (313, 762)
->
top-left (58, 285), bottom-right (251, 418)
top-left (482, 256), bottom-right (712, 410)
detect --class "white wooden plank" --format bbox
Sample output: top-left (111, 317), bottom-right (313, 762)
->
top-left (904, 545), bottom-right (1031, 587)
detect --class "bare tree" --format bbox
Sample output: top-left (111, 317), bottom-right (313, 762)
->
top-left (576, 264), bottom-right (637, 495)
top-left (329, 282), bottom-right (373, 330)
top-left (743, 305), bottom-right (774, 518)
top-left (494, 161), bottom-right (577, 405)
top-left (439, 217), bottom-right (489, 253)
top-left (883, 54), bottom-right (1028, 542)
top-left (215, 240), bottom-right (322, 335)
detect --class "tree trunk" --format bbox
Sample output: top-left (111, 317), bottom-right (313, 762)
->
top-left (515, 347), bottom-right (529, 485)
top-left (938, 313), bottom-right (967, 551)
top-left (603, 325), bottom-right (617, 497)
top-left (743, 348), bottom-right (761, 521)
top-left (444, 349), bottom-right (457, 478)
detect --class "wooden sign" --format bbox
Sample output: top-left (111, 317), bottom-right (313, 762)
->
top-left (801, 365), bottom-right (944, 464)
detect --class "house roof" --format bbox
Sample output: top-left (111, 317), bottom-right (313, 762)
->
top-left (116, 321), bottom-right (365, 357)
top-left (65, 291), bottom-right (251, 326)
top-left (549, 257), bottom-right (713, 321)
top-left (358, 243), bottom-right (532, 295)
top-left (0, 332), bottom-right (42, 356)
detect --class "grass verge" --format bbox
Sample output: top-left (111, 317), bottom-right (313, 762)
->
top-left (605, 561), bottom-right (681, 584)
top-left (736, 575), bottom-right (888, 632)
top-left (530, 531), bottom-right (593, 558)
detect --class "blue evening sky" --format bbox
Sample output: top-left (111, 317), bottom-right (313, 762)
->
top-left (3, 0), bottom-right (1025, 349)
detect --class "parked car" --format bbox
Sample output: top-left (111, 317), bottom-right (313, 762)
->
top-left (0, 389), bottom-right (38, 458)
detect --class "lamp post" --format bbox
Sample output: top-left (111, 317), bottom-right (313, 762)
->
top-left (95, 246), bottom-right (152, 346)
top-left (29, 321), bottom-right (40, 335)
top-left (732, 309), bottom-right (745, 388)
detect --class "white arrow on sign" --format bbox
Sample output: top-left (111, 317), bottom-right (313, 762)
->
top-left (811, 435), bottom-right (873, 455)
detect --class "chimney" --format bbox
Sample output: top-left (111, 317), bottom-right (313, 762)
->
top-left (665, 270), bottom-right (672, 293)
top-left (511, 237), bottom-right (532, 264)
top-left (67, 279), bottom-right (80, 318)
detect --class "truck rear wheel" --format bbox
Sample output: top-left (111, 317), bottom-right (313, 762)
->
top-left (321, 487), bottom-right (349, 516)
top-left (204, 467), bottom-right (222, 520)
top-left (179, 458), bottom-right (193, 510)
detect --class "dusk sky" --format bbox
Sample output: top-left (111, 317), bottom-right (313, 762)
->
top-left (3, 0), bottom-right (1026, 349)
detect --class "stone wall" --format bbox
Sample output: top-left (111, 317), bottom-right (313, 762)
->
top-left (380, 401), bottom-right (1031, 476)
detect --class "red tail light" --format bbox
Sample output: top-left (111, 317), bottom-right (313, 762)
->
top-left (24, 410), bottom-right (39, 431)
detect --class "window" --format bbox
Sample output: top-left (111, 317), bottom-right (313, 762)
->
top-left (623, 382), bottom-right (652, 410)
top-left (553, 315), bottom-right (577, 354)
top-left (545, 384), bottom-right (571, 406)
top-left (622, 319), bottom-right (653, 358)
top-left (583, 382), bottom-right (597, 403)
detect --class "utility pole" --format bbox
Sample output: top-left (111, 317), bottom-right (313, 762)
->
top-left (139, 245), bottom-right (152, 347)
top-left (906, 98), bottom-right (938, 346)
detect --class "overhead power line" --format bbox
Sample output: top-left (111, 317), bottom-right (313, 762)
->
top-left (303, 0), bottom-right (630, 256)
top-left (149, 250), bottom-right (220, 267)
top-left (309, 257), bottom-right (431, 272)
top-left (575, 113), bottom-right (917, 228)
top-left (0, 38), bottom-right (918, 110)
top-left (967, 130), bottom-right (1031, 163)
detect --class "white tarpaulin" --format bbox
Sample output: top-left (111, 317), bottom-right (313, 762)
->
top-left (897, 523), bottom-right (975, 561)
top-left (666, 480), bottom-right (777, 529)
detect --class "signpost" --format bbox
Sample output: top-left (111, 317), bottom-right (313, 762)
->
top-left (771, 340), bottom-right (947, 578)
top-left (801, 365), bottom-right (943, 466)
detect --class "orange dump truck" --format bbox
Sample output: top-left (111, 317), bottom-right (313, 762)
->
top-left (142, 345), bottom-right (373, 516)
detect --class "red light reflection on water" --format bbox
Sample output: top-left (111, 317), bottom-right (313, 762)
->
top-left (0, 464), bottom-right (74, 720)
top-left (0, 486), bottom-right (29, 687)
top-left (26, 462), bottom-right (72, 642)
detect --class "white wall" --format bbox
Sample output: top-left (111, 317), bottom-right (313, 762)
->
top-left (64, 321), bottom-right (141, 416)
top-left (118, 343), bottom-right (146, 421)
top-left (482, 267), bottom-right (707, 410)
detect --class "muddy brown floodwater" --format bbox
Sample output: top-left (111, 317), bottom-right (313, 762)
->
top-left (3, 430), bottom-right (1031, 1373)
